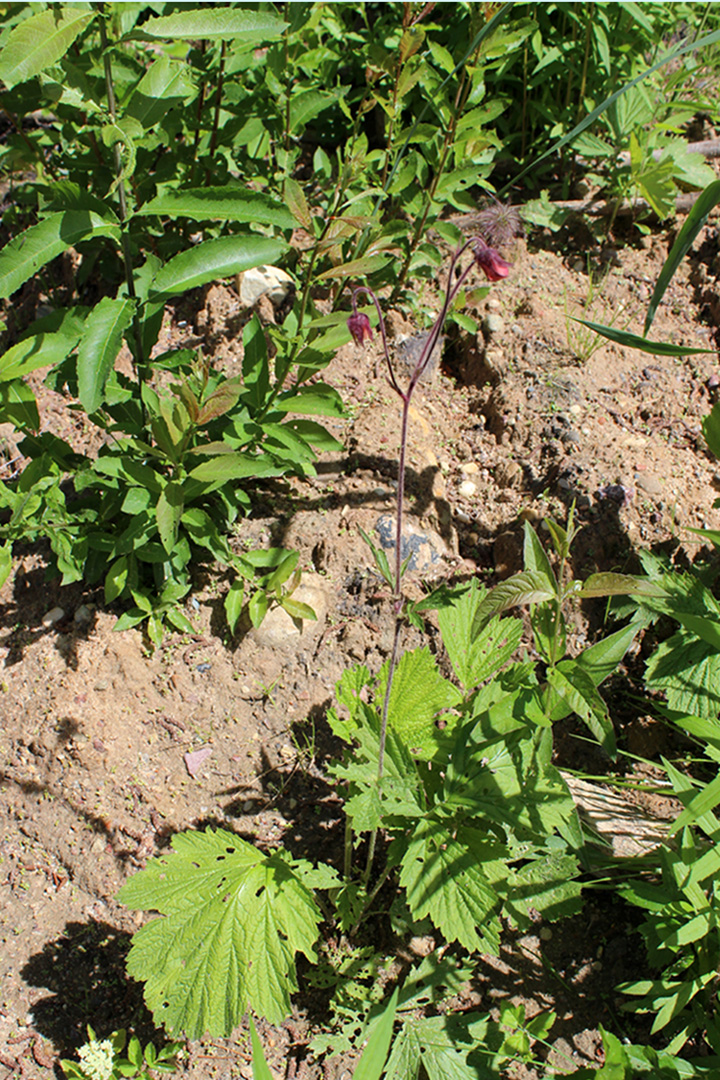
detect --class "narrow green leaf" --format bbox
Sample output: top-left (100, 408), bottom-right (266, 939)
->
top-left (646, 179), bottom-right (720, 335)
top-left (280, 597), bottom-right (316, 621)
top-left (77, 297), bottom-right (135, 414)
top-left (0, 328), bottom-right (83, 382)
top-left (314, 254), bottom-right (391, 281)
top-left (156, 482), bottom-right (184, 555)
top-left (136, 188), bottom-right (295, 230)
top-left (135, 9), bottom-right (287, 42)
top-left (189, 454), bottom-right (283, 484)
top-left (124, 55), bottom-right (195, 130)
top-left (0, 541), bottom-right (12, 590)
top-left (547, 662), bottom-right (616, 757)
top-left (284, 179), bottom-right (312, 231)
top-left (702, 402), bottom-right (720, 460)
top-left (571, 318), bottom-right (714, 357)
top-left (150, 237), bottom-right (288, 302)
top-left (0, 6), bottom-right (94, 88)
top-left (249, 1018), bottom-right (273, 1080)
top-left (0, 379), bottom-right (39, 430)
top-left (354, 988), bottom-right (399, 1080)
top-left (275, 384), bottom-right (344, 417)
top-left (523, 520), bottom-right (558, 593)
top-left (575, 572), bottom-right (668, 599)
top-left (225, 579), bottom-right (245, 635)
top-left (0, 212), bottom-right (121, 301)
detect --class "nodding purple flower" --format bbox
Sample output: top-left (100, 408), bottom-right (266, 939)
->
top-left (473, 239), bottom-right (511, 282)
top-left (347, 311), bottom-right (373, 346)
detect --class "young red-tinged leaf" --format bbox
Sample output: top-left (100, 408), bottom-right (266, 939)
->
top-left (575, 571), bottom-right (667, 599)
top-left (196, 377), bottom-right (243, 425)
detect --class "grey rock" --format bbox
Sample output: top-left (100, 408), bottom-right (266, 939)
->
top-left (635, 472), bottom-right (664, 500)
top-left (374, 516), bottom-right (450, 575)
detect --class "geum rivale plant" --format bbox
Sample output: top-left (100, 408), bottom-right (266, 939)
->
top-left (115, 234), bottom-right (664, 1075)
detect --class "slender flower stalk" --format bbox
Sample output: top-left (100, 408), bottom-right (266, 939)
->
top-left (350, 236), bottom-right (511, 885)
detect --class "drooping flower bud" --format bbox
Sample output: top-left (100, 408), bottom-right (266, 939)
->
top-left (473, 241), bottom-right (511, 282)
top-left (347, 311), bottom-right (373, 346)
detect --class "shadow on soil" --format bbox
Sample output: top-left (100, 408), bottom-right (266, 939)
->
top-left (21, 921), bottom-right (161, 1062)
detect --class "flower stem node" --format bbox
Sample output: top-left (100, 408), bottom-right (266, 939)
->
top-left (348, 311), bottom-right (373, 346)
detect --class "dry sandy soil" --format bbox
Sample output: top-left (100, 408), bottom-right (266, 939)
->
top-left (1, 208), bottom-right (720, 1078)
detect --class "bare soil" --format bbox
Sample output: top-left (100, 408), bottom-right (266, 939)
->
top-left (2, 211), bottom-right (720, 1078)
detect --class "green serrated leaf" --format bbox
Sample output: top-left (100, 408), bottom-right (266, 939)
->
top-left (437, 582), bottom-right (523, 691)
top-left (118, 828), bottom-right (323, 1035)
top-left (0, 212), bottom-right (120, 301)
top-left (77, 297), bottom-right (135, 414)
top-left (474, 570), bottom-right (557, 629)
top-left (377, 648), bottom-right (461, 759)
top-left (149, 236), bottom-right (289, 302)
top-left (155, 482), bottom-right (184, 555)
top-left (397, 818), bottom-right (499, 953)
top-left (0, 6), bottom-right (94, 88)
top-left (646, 632), bottom-right (720, 719)
top-left (135, 9), bottom-right (287, 42)
top-left (136, 188), bottom-right (295, 230)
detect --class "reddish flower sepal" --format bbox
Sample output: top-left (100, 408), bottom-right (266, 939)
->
top-left (473, 240), bottom-right (511, 282)
top-left (348, 311), bottom-right (373, 346)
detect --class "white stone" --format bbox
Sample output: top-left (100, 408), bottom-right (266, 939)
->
top-left (239, 265), bottom-right (294, 307)
top-left (459, 480), bottom-right (478, 498)
top-left (42, 607), bottom-right (65, 627)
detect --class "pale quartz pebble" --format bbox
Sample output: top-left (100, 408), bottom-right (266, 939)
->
top-left (42, 607), bottom-right (65, 627)
top-left (459, 480), bottom-right (478, 498)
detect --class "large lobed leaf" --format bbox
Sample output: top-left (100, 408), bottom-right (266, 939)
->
top-left (118, 828), bottom-right (333, 1036)
top-left (438, 581), bottom-right (523, 692)
top-left (397, 818), bottom-right (500, 955)
top-left (377, 647), bottom-right (462, 759)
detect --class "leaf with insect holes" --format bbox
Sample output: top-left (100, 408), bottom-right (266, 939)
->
top-left (376, 648), bottom-right (462, 759)
top-left (118, 827), bottom-right (337, 1036)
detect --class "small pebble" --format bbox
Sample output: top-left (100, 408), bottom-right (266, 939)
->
top-left (459, 462), bottom-right (479, 475)
top-left (42, 607), bottom-right (65, 628)
top-left (459, 480), bottom-right (478, 498)
top-left (540, 927), bottom-right (553, 942)
top-left (195, 662), bottom-right (211, 673)
top-left (74, 604), bottom-right (94, 626)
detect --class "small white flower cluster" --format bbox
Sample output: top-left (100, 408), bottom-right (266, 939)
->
top-left (77, 1037), bottom-right (115, 1080)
